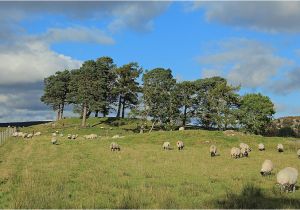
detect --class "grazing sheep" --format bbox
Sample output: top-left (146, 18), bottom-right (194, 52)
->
top-left (71, 134), bottom-right (78, 140)
top-left (17, 132), bottom-right (24, 137)
top-left (240, 147), bottom-right (249, 157)
top-left (179, 127), bottom-right (185, 131)
top-left (277, 167), bottom-right (298, 192)
top-left (176, 141), bottom-right (184, 150)
top-left (52, 133), bottom-right (57, 137)
top-left (112, 135), bottom-right (120, 139)
top-left (210, 145), bottom-right (217, 157)
top-left (110, 142), bottom-right (120, 151)
top-left (162, 142), bottom-right (171, 150)
top-left (230, 147), bottom-right (241, 159)
top-left (260, 159), bottom-right (274, 176)
top-left (277, 144), bottom-right (284, 152)
top-left (67, 134), bottom-right (72, 139)
top-left (84, 134), bottom-right (98, 140)
top-left (27, 133), bottom-right (33, 138)
top-left (22, 133), bottom-right (28, 138)
top-left (297, 149), bottom-right (300, 158)
top-left (34, 132), bottom-right (41, 136)
top-left (240, 143), bottom-right (251, 152)
top-left (12, 132), bottom-right (18, 137)
top-left (258, 143), bottom-right (265, 151)
top-left (51, 137), bottom-right (57, 145)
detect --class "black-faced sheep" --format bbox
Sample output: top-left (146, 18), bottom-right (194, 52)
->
top-left (110, 142), bottom-right (121, 151)
top-left (210, 145), bottom-right (217, 157)
top-left (258, 143), bottom-right (265, 151)
top-left (260, 159), bottom-right (273, 176)
top-left (162, 142), bottom-right (171, 150)
top-left (277, 144), bottom-right (284, 152)
top-left (176, 141), bottom-right (184, 150)
top-left (230, 147), bottom-right (241, 159)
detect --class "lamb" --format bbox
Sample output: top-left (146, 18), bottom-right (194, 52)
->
top-left (210, 145), bottom-right (217, 157)
top-left (240, 147), bottom-right (249, 157)
top-left (277, 167), bottom-right (298, 192)
top-left (297, 149), bottom-right (300, 158)
top-left (110, 142), bottom-right (121, 151)
top-left (277, 144), bottom-right (284, 152)
top-left (34, 132), bottom-right (41, 136)
top-left (260, 159), bottom-right (273, 176)
top-left (239, 143), bottom-right (251, 152)
top-left (51, 137), bottom-right (57, 145)
top-left (230, 147), bottom-right (241, 158)
top-left (176, 141), bottom-right (184, 150)
top-left (162, 142), bottom-right (171, 150)
top-left (258, 143), bottom-right (265, 151)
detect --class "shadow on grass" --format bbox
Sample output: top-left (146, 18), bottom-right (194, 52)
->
top-left (213, 184), bottom-right (300, 209)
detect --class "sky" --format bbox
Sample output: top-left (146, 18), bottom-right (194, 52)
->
top-left (1, 1), bottom-right (300, 122)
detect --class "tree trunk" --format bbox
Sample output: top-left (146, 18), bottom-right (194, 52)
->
top-left (60, 104), bottom-right (64, 120)
top-left (182, 105), bottom-right (187, 127)
top-left (81, 104), bottom-right (87, 127)
top-left (56, 104), bottom-right (61, 121)
top-left (121, 97), bottom-right (126, 119)
top-left (116, 95), bottom-right (122, 118)
top-left (149, 120), bottom-right (156, 133)
top-left (95, 111), bottom-right (99, 118)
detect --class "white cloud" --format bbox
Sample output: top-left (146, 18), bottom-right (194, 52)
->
top-left (197, 2), bottom-right (300, 33)
top-left (199, 39), bottom-right (291, 88)
top-left (0, 40), bottom-right (82, 85)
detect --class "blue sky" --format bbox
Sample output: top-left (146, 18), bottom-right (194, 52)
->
top-left (0, 1), bottom-right (300, 122)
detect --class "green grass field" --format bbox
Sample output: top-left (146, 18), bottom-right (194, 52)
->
top-left (0, 118), bottom-right (300, 208)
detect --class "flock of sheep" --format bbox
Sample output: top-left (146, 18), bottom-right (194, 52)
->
top-left (11, 129), bottom-right (299, 193)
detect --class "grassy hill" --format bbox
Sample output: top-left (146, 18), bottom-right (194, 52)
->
top-left (0, 118), bottom-right (300, 208)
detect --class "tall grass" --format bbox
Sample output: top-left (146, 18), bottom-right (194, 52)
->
top-left (0, 118), bottom-right (299, 208)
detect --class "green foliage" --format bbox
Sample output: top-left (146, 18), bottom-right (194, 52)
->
top-left (239, 93), bottom-right (275, 134)
top-left (41, 70), bottom-right (71, 120)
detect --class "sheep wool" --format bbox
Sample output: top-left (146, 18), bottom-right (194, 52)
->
top-left (162, 142), bottom-right (171, 150)
top-left (258, 143), bottom-right (265, 151)
top-left (240, 147), bottom-right (248, 157)
top-left (260, 159), bottom-right (273, 176)
top-left (210, 145), bottom-right (217, 157)
top-left (231, 147), bottom-right (241, 159)
top-left (176, 141), bottom-right (184, 150)
top-left (110, 142), bottom-right (121, 151)
top-left (277, 144), bottom-right (284, 152)
top-left (277, 167), bottom-right (298, 192)
top-left (51, 137), bottom-right (57, 145)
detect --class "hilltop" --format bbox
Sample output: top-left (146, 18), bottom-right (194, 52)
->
top-left (0, 117), bottom-right (299, 208)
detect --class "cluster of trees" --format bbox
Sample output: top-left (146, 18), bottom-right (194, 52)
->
top-left (41, 56), bottom-right (275, 134)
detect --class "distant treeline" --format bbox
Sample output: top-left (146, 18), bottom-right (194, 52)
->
top-left (41, 56), bottom-right (275, 135)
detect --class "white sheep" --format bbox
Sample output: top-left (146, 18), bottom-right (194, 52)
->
top-left (230, 147), bottom-right (241, 158)
top-left (210, 145), bottom-right (217, 157)
top-left (179, 127), bottom-right (185, 131)
top-left (176, 141), bottom-right (184, 150)
top-left (27, 133), bottom-right (33, 138)
top-left (84, 134), bottom-right (98, 140)
top-left (110, 142), bottom-right (120, 151)
top-left (67, 134), bottom-right (72, 139)
top-left (258, 143), bottom-right (265, 151)
top-left (34, 132), bottom-right (41, 136)
top-left (22, 133), bottom-right (28, 138)
top-left (52, 133), bottom-right (57, 137)
top-left (12, 132), bottom-right (19, 137)
top-left (277, 167), bottom-right (298, 192)
top-left (71, 134), bottom-right (78, 140)
top-left (297, 149), bottom-right (300, 159)
top-left (162, 142), bottom-right (171, 150)
top-left (260, 159), bottom-right (273, 176)
top-left (240, 143), bottom-right (251, 152)
top-left (17, 132), bottom-right (24, 137)
top-left (240, 147), bottom-right (249, 157)
top-left (51, 137), bottom-right (57, 145)
top-left (277, 144), bottom-right (284, 152)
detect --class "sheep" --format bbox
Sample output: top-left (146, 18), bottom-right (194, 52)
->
top-left (52, 133), bottom-right (57, 137)
top-left (230, 147), bottom-right (241, 159)
top-left (59, 133), bottom-right (64, 137)
top-left (27, 133), bottom-right (33, 138)
top-left (240, 147), bottom-right (249, 157)
top-left (176, 141), bottom-right (184, 150)
top-left (51, 137), bottom-right (57, 145)
top-left (112, 135), bottom-right (120, 139)
top-left (71, 134), bottom-right (78, 140)
top-left (258, 143), bottom-right (265, 151)
top-left (179, 127), bottom-right (185, 131)
top-left (67, 134), bottom-right (72, 139)
top-left (17, 132), bottom-right (24, 137)
top-left (210, 145), bottom-right (217, 157)
top-left (239, 143), bottom-right (251, 152)
top-left (84, 134), bottom-right (98, 140)
top-left (260, 159), bottom-right (273, 176)
top-left (12, 132), bottom-right (19, 137)
top-left (34, 132), bottom-right (41, 136)
top-left (162, 142), bottom-right (171, 150)
top-left (297, 149), bottom-right (300, 159)
top-left (277, 144), bottom-right (284, 152)
top-left (277, 167), bottom-right (298, 192)
top-left (22, 133), bottom-right (28, 138)
top-left (110, 142), bottom-right (120, 151)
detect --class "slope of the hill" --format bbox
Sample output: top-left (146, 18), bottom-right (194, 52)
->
top-left (0, 118), bottom-right (299, 208)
